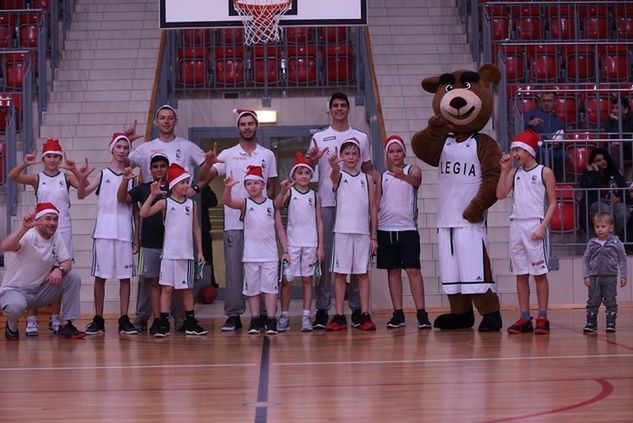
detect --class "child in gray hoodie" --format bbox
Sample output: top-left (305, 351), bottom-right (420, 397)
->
top-left (582, 212), bottom-right (628, 332)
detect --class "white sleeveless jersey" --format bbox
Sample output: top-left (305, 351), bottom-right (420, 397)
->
top-left (510, 164), bottom-right (546, 220)
top-left (334, 170), bottom-right (370, 235)
top-left (242, 197), bottom-right (278, 262)
top-left (162, 197), bottom-right (194, 260)
top-left (36, 171), bottom-right (71, 229)
top-left (287, 186), bottom-right (318, 247)
top-left (378, 165), bottom-right (418, 231)
top-left (93, 168), bottom-right (134, 241)
top-left (437, 134), bottom-right (483, 228)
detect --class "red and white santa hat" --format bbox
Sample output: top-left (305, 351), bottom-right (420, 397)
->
top-left (154, 104), bottom-right (177, 119)
top-left (244, 165), bottom-right (264, 182)
top-left (510, 129), bottom-right (541, 157)
top-left (384, 135), bottom-right (406, 152)
top-left (289, 152), bottom-right (313, 178)
top-left (42, 138), bottom-right (63, 157)
top-left (233, 108), bottom-right (258, 126)
top-left (109, 132), bottom-right (131, 153)
top-left (340, 137), bottom-right (360, 151)
top-left (167, 163), bottom-right (191, 189)
top-left (35, 202), bottom-right (59, 220)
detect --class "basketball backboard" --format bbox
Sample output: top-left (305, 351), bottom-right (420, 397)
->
top-left (159, 0), bottom-right (367, 29)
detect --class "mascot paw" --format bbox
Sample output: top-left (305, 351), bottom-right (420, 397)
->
top-left (462, 205), bottom-right (483, 224)
top-left (478, 310), bottom-right (503, 332)
top-left (433, 308), bottom-right (475, 330)
top-left (428, 114), bottom-right (452, 138)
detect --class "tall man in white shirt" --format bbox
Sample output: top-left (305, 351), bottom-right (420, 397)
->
top-left (199, 109), bottom-right (278, 331)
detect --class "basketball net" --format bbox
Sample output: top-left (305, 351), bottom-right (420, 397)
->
top-left (234, 0), bottom-right (292, 45)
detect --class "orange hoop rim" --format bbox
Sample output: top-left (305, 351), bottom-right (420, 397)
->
top-left (234, 0), bottom-right (292, 14)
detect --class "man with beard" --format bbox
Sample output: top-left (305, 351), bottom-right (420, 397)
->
top-left (199, 109), bottom-right (278, 331)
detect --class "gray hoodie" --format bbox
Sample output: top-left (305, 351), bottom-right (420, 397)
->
top-left (582, 234), bottom-right (628, 278)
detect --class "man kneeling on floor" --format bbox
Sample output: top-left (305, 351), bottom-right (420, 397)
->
top-left (0, 202), bottom-right (85, 340)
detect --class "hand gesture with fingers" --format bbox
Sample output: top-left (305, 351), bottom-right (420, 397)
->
top-left (391, 166), bottom-right (405, 180)
top-left (328, 147), bottom-right (342, 170)
top-left (307, 139), bottom-right (328, 162)
top-left (122, 166), bottom-right (135, 181)
top-left (78, 158), bottom-right (94, 179)
top-left (224, 171), bottom-right (239, 188)
top-left (22, 211), bottom-right (43, 230)
top-left (280, 178), bottom-right (295, 194)
top-left (124, 119), bottom-right (143, 142)
top-left (149, 180), bottom-right (164, 197)
top-left (500, 153), bottom-right (513, 172)
top-left (24, 150), bottom-right (38, 166)
top-left (59, 152), bottom-right (76, 171)
top-left (204, 142), bottom-right (224, 166)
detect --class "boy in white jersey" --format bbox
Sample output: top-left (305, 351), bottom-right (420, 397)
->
top-left (7, 138), bottom-right (86, 335)
top-left (326, 138), bottom-right (378, 331)
top-left (77, 133), bottom-right (139, 335)
top-left (139, 163), bottom-right (207, 337)
top-left (224, 165), bottom-right (289, 335)
top-left (497, 129), bottom-right (557, 335)
top-left (377, 135), bottom-right (431, 330)
top-left (274, 152), bottom-right (324, 332)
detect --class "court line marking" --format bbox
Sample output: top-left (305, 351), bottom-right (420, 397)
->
top-left (0, 363), bottom-right (257, 372)
top-left (254, 336), bottom-right (271, 423)
top-left (274, 353), bottom-right (633, 366)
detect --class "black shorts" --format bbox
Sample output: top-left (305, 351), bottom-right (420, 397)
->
top-left (376, 230), bottom-right (421, 270)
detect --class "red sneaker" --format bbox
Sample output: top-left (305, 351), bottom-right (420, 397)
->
top-left (359, 312), bottom-right (376, 331)
top-left (534, 317), bottom-right (550, 334)
top-left (507, 318), bottom-right (534, 334)
top-left (325, 314), bottom-right (347, 331)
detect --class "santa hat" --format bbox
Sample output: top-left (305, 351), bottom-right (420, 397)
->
top-left (384, 135), bottom-right (406, 152)
top-left (109, 132), bottom-right (131, 153)
top-left (154, 104), bottom-right (177, 119)
top-left (510, 129), bottom-right (541, 157)
top-left (340, 137), bottom-right (360, 151)
top-left (42, 138), bottom-right (63, 157)
top-left (233, 108), bottom-right (258, 126)
top-left (289, 152), bottom-right (313, 178)
top-left (167, 163), bottom-right (191, 189)
top-left (35, 202), bottom-right (59, 220)
top-left (244, 165), bottom-right (264, 182)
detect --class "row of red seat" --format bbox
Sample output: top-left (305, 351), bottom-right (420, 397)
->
top-left (485, 3), bottom-right (633, 40)
top-left (178, 45), bottom-right (354, 87)
top-left (181, 26), bottom-right (349, 47)
top-left (0, 0), bottom-right (49, 9)
top-left (0, 12), bottom-right (42, 48)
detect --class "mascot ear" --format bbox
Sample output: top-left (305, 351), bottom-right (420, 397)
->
top-left (477, 63), bottom-right (501, 86)
top-left (421, 76), bottom-right (440, 94)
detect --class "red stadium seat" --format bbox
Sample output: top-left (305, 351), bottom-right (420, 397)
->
top-left (214, 47), bottom-right (245, 85)
top-left (4, 52), bottom-right (34, 89)
top-left (0, 13), bottom-right (15, 48)
top-left (182, 28), bottom-right (213, 47)
top-left (252, 45), bottom-right (280, 84)
top-left (599, 45), bottom-right (630, 82)
top-left (502, 45), bottom-right (526, 82)
top-left (548, 5), bottom-right (576, 40)
top-left (30, 0), bottom-right (50, 8)
top-left (286, 26), bottom-right (313, 43)
top-left (177, 48), bottom-right (208, 86)
top-left (579, 5), bottom-right (610, 39)
top-left (528, 45), bottom-right (558, 82)
top-left (554, 94), bottom-right (579, 126)
top-left (551, 184), bottom-right (579, 233)
top-left (585, 93), bottom-right (610, 127)
top-left (287, 45), bottom-right (317, 85)
top-left (218, 27), bottom-right (243, 45)
top-left (319, 26), bottom-right (347, 43)
top-left (0, 0), bottom-right (25, 9)
top-left (563, 45), bottom-right (596, 81)
top-left (490, 16), bottom-right (510, 41)
top-left (322, 45), bottom-right (353, 84)
top-left (616, 5), bottom-right (633, 39)
top-left (0, 92), bottom-right (21, 132)
top-left (19, 12), bottom-right (39, 48)
top-left (566, 144), bottom-right (595, 175)
top-left (512, 5), bottom-right (542, 40)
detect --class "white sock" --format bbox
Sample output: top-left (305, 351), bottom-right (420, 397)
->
top-left (303, 310), bottom-right (310, 316)
top-left (281, 311), bottom-right (289, 317)
top-left (50, 314), bottom-right (60, 321)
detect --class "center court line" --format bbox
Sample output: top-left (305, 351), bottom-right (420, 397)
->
top-left (274, 353), bottom-right (633, 366)
top-left (0, 363), bottom-right (257, 372)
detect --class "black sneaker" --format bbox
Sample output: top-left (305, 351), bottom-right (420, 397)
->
top-left (5, 323), bottom-right (19, 340)
top-left (118, 315), bottom-right (139, 335)
top-left (266, 318), bottom-right (278, 335)
top-left (58, 322), bottom-right (86, 339)
top-left (606, 312), bottom-right (616, 333)
top-left (584, 313), bottom-right (597, 333)
top-left (154, 319), bottom-right (170, 338)
top-left (221, 315), bottom-right (243, 332)
top-left (313, 309), bottom-right (328, 330)
top-left (185, 318), bottom-right (208, 336)
top-left (387, 310), bottom-right (406, 329)
top-left (417, 310), bottom-right (432, 330)
top-left (351, 309), bottom-right (362, 328)
top-left (248, 317), bottom-right (263, 334)
top-left (149, 318), bottom-right (162, 336)
top-left (85, 315), bottom-right (105, 335)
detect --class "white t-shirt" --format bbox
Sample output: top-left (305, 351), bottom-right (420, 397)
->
top-left (0, 228), bottom-right (70, 293)
top-left (162, 197), bottom-right (194, 260)
top-left (286, 186), bottom-right (318, 247)
top-left (129, 136), bottom-right (205, 183)
top-left (242, 197), bottom-right (278, 262)
top-left (311, 126), bottom-right (371, 207)
top-left (93, 168), bottom-right (134, 241)
top-left (213, 143), bottom-right (278, 231)
top-left (378, 164), bottom-right (418, 231)
top-left (510, 164), bottom-right (546, 220)
top-left (36, 171), bottom-right (71, 230)
top-left (333, 170), bottom-right (370, 235)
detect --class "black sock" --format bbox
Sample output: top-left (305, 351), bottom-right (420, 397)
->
top-left (160, 312), bottom-right (169, 322)
top-left (186, 310), bottom-right (195, 320)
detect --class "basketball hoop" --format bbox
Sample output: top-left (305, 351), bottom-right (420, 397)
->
top-left (234, 0), bottom-right (292, 45)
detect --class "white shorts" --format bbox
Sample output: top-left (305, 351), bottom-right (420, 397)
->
top-left (159, 258), bottom-right (194, 289)
top-left (509, 219), bottom-right (549, 276)
top-left (331, 233), bottom-right (370, 275)
top-left (288, 245), bottom-right (318, 278)
top-left (438, 226), bottom-right (495, 294)
top-left (243, 261), bottom-right (278, 296)
top-left (91, 238), bottom-right (135, 279)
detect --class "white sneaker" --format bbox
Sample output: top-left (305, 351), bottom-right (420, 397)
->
top-left (25, 316), bottom-right (39, 336)
top-left (278, 315), bottom-right (290, 332)
top-left (49, 316), bottom-right (62, 333)
top-left (301, 315), bottom-right (313, 332)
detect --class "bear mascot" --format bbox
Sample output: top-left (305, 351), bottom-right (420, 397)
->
top-left (411, 64), bottom-right (503, 331)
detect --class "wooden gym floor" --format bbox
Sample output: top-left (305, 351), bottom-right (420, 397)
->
top-left (0, 308), bottom-right (632, 422)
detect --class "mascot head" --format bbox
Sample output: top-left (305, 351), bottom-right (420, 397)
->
top-left (421, 63), bottom-right (500, 133)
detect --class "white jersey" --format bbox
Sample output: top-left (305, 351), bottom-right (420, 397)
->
top-left (213, 143), bottom-right (278, 231)
top-left (510, 164), bottom-right (546, 220)
top-left (162, 197), bottom-right (194, 260)
top-left (287, 186), bottom-right (318, 247)
top-left (129, 136), bottom-right (205, 183)
top-left (311, 126), bottom-right (371, 207)
top-left (437, 134), bottom-right (483, 228)
top-left (242, 197), bottom-right (278, 262)
top-left (378, 165), bottom-right (418, 231)
top-left (334, 170), bottom-right (370, 235)
top-left (0, 228), bottom-right (70, 293)
top-left (36, 171), bottom-right (71, 230)
top-left (93, 168), bottom-right (134, 241)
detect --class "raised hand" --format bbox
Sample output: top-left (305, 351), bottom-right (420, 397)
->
top-left (59, 152), bottom-right (76, 171)
top-left (280, 178), bottom-right (295, 193)
top-left (122, 166), bottom-right (135, 181)
top-left (23, 150), bottom-right (38, 166)
top-left (22, 211), bottom-right (44, 229)
top-left (204, 142), bottom-right (224, 165)
top-left (327, 146), bottom-right (342, 168)
top-left (78, 158), bottom-right (95, 179)
top-left (390, 166), bottom-right (405, 179)
top-left (307, 138), bottom-right (329, 162)
top-left (223, 171), bottom-right (239, 188)
top-left (500, 153), bottom-right (513, 172)
top-left (124, 119), bottom-right (143, 142)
